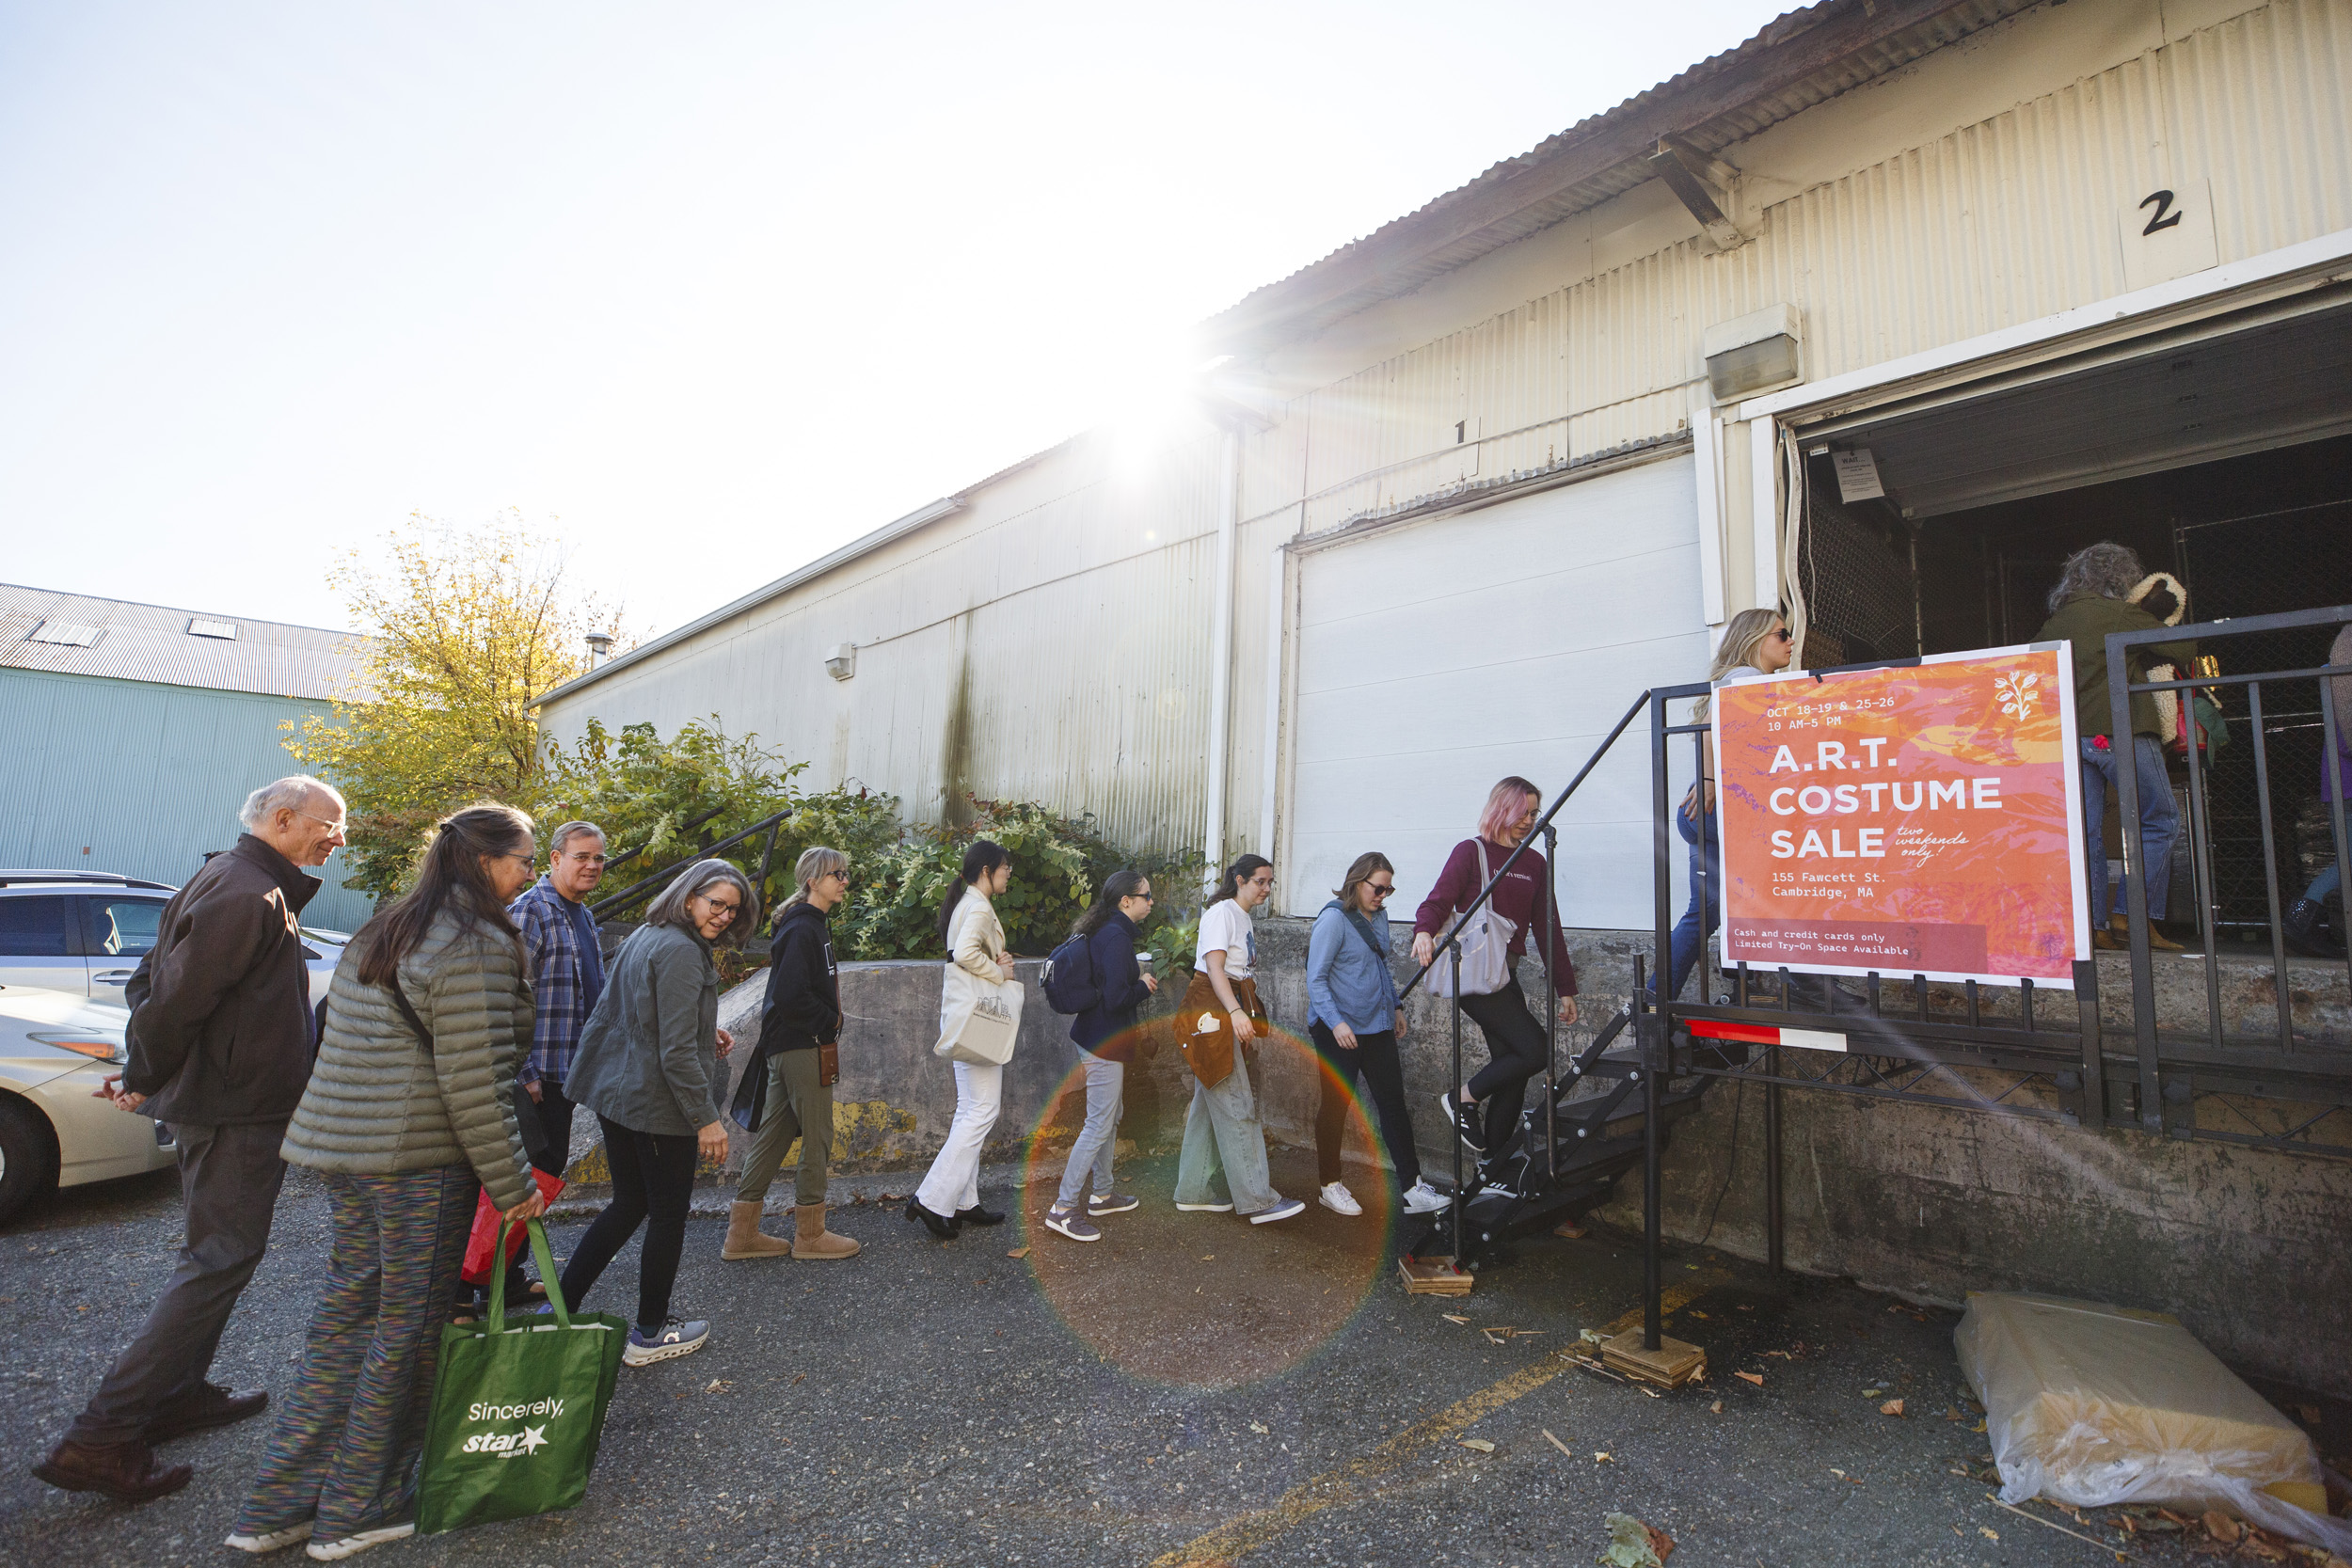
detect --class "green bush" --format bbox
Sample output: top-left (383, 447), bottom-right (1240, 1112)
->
top-left (831, 795), bottom-right (1202, 963)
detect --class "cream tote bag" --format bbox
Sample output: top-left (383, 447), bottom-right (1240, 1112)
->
top-left (1425, 840), bottom-right (1517, 1000)
top-left (935, 901), bottom-right (1023, 1066)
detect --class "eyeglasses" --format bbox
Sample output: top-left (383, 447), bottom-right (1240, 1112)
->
top-left (824, 870), bottom-right (851, 884)
top-left (1366, 883), bottom-right (1395, 899)
top-left (697, 900), bottom-right (741, 919)
top-left (294, 810), bottom-right (347, 834)
top-left (497, 851), bottom-right (534, 869)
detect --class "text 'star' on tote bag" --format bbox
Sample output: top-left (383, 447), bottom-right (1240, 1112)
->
top-left (416, 1220), bottom-right (626, 1535)
top-left (936, 964), bottom-right (1023, 1065)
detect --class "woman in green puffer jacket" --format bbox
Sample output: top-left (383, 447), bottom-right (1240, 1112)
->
top-left (229, 803), bottom-right (544, 1561)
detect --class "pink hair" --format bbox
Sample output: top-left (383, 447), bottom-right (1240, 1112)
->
top-left (1477, 777), bottom-right (1540, 843)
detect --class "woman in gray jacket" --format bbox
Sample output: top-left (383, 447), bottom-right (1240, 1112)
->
top-left (556, 859), bottom-right (755, 1367)
top-left (228, 804), bottom-right (544, 1561)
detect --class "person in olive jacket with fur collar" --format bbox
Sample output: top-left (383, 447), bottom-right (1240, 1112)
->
top-left (35, 777), bottom-right (346, 1507)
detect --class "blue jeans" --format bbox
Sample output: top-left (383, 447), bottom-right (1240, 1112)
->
top-left (1664, 804), bottom-right (1720, 1001)
top-left (2082, 734), bottom-right (2178, 922)
top-left (2301, 865), bottom-right (2342, 905)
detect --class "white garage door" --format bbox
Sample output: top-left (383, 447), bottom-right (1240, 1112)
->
top-left (1286, 453), bottom-right (1708, 932)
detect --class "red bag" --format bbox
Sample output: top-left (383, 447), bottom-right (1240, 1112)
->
top-left (460, 1168), bottom-right (565, 1284)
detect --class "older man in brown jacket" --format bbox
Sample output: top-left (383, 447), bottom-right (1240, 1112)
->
top-left (32, 776), bottom-right (346, 1503)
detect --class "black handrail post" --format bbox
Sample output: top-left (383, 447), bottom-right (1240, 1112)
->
top-left (1542, 822), bottom-right (1559, 1185)
top-left (2246, 682), bottom-right (2296, 1048)
top-left (2322, 670), bottom-right (2352, 1004)
top-left (2180, 679), bottom-right (2224, 1048)
top-left (2074, 957), bottom-right (2105, 1132)
top-left (2106, 630), bottom-right (2163, 1132)
top-left (1448, 945), bottom-right (1465, 1264)
top-left (1645, 688), bottom-right (1673, 1354)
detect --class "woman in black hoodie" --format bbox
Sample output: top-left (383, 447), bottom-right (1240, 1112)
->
top-left (724, 847), bottom-right (859, 1261)
top-left (1041, 871), bottom-right (1158, 1243)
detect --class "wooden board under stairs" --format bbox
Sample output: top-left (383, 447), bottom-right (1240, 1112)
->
top-left (1601, 1329), bottom-right (1707, 1387)
top-left (1397, 1256), bottom-right (1473, 1295)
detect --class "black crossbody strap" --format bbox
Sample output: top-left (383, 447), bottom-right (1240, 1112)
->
top-left (388, 974), bottom-right (436, 1057)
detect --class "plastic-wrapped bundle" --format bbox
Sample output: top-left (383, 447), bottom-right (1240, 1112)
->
top-left (1954, 1291), bottom-right (2350, 1553)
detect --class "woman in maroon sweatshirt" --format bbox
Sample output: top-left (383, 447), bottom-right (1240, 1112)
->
top-left (1411, 776), bottom-right (1579, 1170)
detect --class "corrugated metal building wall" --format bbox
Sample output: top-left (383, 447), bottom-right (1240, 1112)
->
top-left (0, 670), bottom-right (373, 929)
top-left (538, 424), bottom-right (1228, 856)
top-left (539, 0), bottom-right (2352, 884)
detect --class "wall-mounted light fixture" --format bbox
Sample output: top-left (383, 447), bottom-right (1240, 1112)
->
top-left (824, 642), bottom-right (856, 681)
top-left (1702, 303), bottom-right (1804, 403)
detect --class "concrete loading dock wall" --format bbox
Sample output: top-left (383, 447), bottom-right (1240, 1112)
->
top-left (560, 919), bottom-right (2350, 1398)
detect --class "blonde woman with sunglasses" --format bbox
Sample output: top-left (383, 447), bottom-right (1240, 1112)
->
top-left (1661, 607), bottom-right (1795, 1001)
top-left (1306, 853), bottom-right (1447, 1218)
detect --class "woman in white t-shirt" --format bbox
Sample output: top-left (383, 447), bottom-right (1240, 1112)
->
top-left (1168, 855), bottom-right (1305, 1225)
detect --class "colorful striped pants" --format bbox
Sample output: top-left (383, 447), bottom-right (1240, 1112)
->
top-left (233, 1165), bottom-right (475, 1541)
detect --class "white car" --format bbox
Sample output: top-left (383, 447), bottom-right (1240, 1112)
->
top-left (0, 871), bottom-right (346, 1007)
top-left (0, 985), bottom-right (179, 1225)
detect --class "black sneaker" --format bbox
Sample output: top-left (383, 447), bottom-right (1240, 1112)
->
top-left (1438, 1092), bottom-right (1487, 1154)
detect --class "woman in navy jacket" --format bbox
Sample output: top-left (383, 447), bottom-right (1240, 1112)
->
top-left (1042, 871), bottom-right (1158, 1243)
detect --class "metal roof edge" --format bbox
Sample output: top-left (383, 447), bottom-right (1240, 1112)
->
top-left (1197, 0), bottom-right (2013, 354)
top-left (531, 495), bottom-right (965, 708)
top-left (0, 580), bottom-right (373, 643)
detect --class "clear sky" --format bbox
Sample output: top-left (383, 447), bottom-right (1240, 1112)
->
top-left (2, 1), bottom-right (1795, 641)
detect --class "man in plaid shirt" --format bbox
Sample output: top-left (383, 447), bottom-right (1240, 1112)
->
top-left (507, 819), bottom-right (611, 1175)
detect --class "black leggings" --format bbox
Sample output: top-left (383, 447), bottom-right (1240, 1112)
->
top-left (560, 1117), bottom-right (697, 1333)
top-left (1458, 977), bottom-right (1551, 1159)
top-left (1308, 1022), bottom-right (1421, 1190)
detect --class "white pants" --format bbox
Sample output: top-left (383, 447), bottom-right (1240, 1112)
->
top-left (915, 1059), bottom-right (1003, 1216)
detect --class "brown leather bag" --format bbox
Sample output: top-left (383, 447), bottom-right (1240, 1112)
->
top-left (817, 1039), bottom-right (840, 1087)
top-left (1173, 972), bottom-right (1263, 1088)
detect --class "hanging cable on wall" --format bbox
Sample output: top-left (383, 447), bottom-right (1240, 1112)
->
top-left (1777, 424), bottom-right (1810, 661)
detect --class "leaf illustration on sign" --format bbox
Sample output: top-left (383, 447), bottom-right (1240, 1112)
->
top-left (1993, 672), bottom-right (2039, 721)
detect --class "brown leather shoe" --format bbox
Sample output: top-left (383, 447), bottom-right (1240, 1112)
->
top-left (146, 1382), bottom-right (268, 1445)
top-left (31, 1437), bottom-right (192, 1501)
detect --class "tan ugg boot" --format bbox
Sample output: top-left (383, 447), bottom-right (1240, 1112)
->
top-left (792, 1202), bottom-right (860, 1259)
top-left (722, 1199), bottom-right (792, 1259)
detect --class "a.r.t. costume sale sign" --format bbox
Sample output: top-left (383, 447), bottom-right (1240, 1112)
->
top-left (1712, 642), bottom-right (2091, 987)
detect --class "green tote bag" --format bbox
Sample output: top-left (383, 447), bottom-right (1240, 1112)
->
top-left (415, 1219), bottom-right (627, 1535)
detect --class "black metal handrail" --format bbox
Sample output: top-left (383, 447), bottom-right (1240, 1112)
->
top-left (2108, 601), bottom-right (2352, 1131)
top-left (585, 809), bottom-right (794, 929)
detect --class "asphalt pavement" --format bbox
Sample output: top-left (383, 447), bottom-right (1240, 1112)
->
top-left (0, 1147), bottom-right (2321, 1568)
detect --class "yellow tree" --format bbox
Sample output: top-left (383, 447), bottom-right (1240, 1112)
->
top-left (286, 512), bottom-right (626, 901)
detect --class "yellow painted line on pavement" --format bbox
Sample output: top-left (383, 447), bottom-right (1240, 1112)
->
top-left (1148, 1269), bottom-right (1730, 1568)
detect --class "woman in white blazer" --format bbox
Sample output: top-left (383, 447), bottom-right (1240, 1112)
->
top-left (907, 840), bottom-right (1016, 1239)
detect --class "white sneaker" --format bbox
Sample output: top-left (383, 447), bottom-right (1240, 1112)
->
top-left (1400, 1180), bottom-right (1450, 1215)
top-left (306, 1523), bottom-right (414, 1560)
top-left (225, 1522), bottom-right (313, 1555)
top-left (1317, 1181), bottom-right (1362, 1216)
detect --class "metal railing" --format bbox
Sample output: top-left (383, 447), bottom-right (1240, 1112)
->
top-left (584, 810), bottom-right (793, 932)
top-left (2111, 603), bottom-right (2352, 1132)
top-left (1396, 614), bottom-right (2352, 1355)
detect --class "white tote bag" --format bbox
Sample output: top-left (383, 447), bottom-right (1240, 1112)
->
top-left (935, 900), bottom-right (1024, 1066)
top-left (1425, 841), bottom-right (1517, 999)
top-left (936, 966), bottom-right (1023, 1066)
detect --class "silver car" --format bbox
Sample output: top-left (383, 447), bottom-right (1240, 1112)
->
top-left (0, 984), bottom-right (179, 1224)
top-left (0, 870), bottom-right (345, 1008)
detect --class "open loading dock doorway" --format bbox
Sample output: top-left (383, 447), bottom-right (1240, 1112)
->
top-left (1786, 293), bottom-right (2352, 949)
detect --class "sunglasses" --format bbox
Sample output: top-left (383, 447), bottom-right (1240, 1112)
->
top-left (1366, 883), bottom-right (1395, 898)
top-left (1769, 628), bottom-right (1794, 642)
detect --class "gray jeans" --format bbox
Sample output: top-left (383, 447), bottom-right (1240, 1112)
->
top-left (1054, 1051), bottom-right (1122, 1209)
top-left (68, 1118), bottom-right (289, 1445)
top-left (1172, 1054), bottom-right (1279, 1216)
